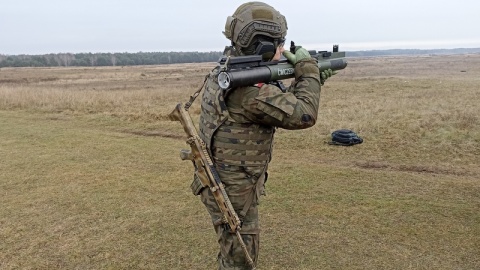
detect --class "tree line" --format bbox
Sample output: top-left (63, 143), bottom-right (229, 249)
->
top-left (1, 48), bottom-right (479, 68)
top-left (0, 51), bottom-right (223, 68)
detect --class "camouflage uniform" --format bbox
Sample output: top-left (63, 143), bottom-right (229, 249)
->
top-left (185, 1), bottom-right (322, 268)
top-left (196, 57), bottom-right (321, 269)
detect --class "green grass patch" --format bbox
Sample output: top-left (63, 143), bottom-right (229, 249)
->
top-left (1, 56), bottom-right (479, 269)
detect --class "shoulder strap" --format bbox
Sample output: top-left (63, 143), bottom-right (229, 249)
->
top-left (184, 74), bottom-right (209, 110)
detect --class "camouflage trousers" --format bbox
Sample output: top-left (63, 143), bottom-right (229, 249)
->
top-left (199, 166), bottom-right (265, 270)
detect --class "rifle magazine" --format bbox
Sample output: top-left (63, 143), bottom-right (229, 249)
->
top-left (191, 174), bottom-right (206, 196)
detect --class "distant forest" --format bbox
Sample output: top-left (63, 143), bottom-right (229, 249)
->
top-left (0, 52), bottom-right (222, 68)
top-left (1, 48), bottom-right (480, 68)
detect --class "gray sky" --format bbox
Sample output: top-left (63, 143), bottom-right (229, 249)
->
top-left (1, 0), bottom-right (479, 55)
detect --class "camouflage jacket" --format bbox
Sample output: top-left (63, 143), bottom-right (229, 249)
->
top-left (225, 58), bottom-right (321, 130)
top-left (198, 58), bottom-right (321, 169)
top-left (194, 58), bottom-right (322, 211)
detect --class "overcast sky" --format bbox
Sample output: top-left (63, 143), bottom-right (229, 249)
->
top-left (1, 0), bottom-right (479, 55)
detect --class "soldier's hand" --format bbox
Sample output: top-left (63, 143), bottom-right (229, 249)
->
top-left (283, 45), bottom-right (311, 65)
top-left (320, 68), bottom-right (335, 85)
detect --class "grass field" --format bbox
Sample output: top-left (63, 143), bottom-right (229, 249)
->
top-left (1, 54), bottom-right (479, 269)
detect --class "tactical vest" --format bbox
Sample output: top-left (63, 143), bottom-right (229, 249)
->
top-left (199, 69), bottom-right (275, 167)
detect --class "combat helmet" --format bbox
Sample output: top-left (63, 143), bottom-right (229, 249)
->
top-left (223, 2), bottom-right (288, 57)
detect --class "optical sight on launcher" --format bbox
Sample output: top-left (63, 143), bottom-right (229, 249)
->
top-left (217, 44), bottom-right (347, 90)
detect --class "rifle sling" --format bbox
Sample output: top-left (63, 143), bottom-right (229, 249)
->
top-left (185, 74), bottom-right (209, 110)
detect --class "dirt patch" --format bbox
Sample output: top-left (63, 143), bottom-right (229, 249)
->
top-left (355, 160), bottom-right (476, 177)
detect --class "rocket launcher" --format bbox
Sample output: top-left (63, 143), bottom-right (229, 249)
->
top-left (217, 44), bottom-right (347, 90)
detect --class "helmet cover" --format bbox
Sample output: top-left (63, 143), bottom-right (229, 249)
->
top-left (223, 2), bottom-right (287, 49)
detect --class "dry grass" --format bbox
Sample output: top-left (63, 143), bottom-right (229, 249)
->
top-left (1, 54), bottom-right (479, 269)
top-left (0, 64), bottom-right (209, 118)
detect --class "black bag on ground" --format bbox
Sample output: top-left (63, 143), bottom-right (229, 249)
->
top-left (328, 129), bottom-right (363, 146)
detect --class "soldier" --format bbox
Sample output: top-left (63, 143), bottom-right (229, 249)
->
top-left (194, 2), bottom-right (333, 269)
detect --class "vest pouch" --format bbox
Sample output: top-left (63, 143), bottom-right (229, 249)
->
top-left (190, 174), bottom-right (205, 196)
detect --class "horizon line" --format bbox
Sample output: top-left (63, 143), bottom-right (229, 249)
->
top-left (2, 46), bottom-right (480, 56)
